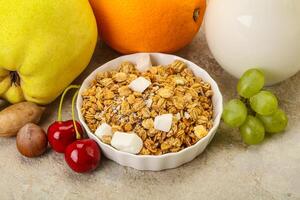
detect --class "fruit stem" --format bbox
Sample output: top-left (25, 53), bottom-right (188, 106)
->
top-left (71, 89), bottom-right (81, 140)
top-left (240, 96), bottom-right (255, 115)
top-left (57, 85), bottom-right (80, 122)
top-left (193, 8), bottom-right (200, 22)
top-left (10, 71), bottom-right (20, 85)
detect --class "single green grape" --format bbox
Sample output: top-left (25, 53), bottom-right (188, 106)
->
top-left (250, 90), bottom-right (278, 115)
top-left (257, 108), bottom-right (288, 133)
top-left (222, 99), bottom-right (247, 127)
top-left (237, 68), bottom-right (265, 98)
top-left (240, 116), bottom-right (265, 145)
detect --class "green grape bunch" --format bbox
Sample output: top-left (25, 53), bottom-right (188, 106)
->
top-left (222, 69), bottom-right (288, 145)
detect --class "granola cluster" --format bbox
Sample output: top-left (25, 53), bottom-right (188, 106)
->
top-left (81, 60), bottom-right (214, 155)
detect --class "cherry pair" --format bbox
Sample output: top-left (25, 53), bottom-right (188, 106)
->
top-left (47, 85), bottom-right (101, 173)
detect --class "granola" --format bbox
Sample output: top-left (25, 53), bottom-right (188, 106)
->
top-left (81, 60), bottom-right (214, 155)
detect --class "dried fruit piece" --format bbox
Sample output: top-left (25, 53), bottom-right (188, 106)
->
top-left (194, 125), bottom-right (208, 139)
top-left (154, 114), bottom-right (173, 132)
top-left (111, 132), bottom-right (143, 154)
top-left (136, 54), bottom-right (152, 72)
top-left (129, 77), bottom-right (151, 93)
top-left (95, 123), bottom-right (113, 140)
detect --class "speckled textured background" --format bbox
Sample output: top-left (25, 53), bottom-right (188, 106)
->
top-left (0, 31), bottom-right (299, 200)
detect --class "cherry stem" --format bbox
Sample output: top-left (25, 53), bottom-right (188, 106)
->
top-left (71, 90), bottom-right (81, 140)
top-left (57, 85), bottom-right (80, 122)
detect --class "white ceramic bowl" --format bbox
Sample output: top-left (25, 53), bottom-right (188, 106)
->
top-left (205, 0), bottom-right (300, 85)
top-left (77, 53), bottom-right (223, 171)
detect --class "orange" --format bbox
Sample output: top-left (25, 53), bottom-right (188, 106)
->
top-left (89, 0), bottom-right (206, 54)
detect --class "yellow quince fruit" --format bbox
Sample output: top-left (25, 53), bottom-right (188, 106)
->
top-left (0, 0), bottom-right (97, 104)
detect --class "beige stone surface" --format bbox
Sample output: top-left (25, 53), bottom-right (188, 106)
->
top-left (0, 31), bottom-right (299, 200)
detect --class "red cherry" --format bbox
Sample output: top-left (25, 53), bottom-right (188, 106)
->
top-left (65, 139), bottom-right (101, 173)
top-left (47, 120), bottom-right (84, 153)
